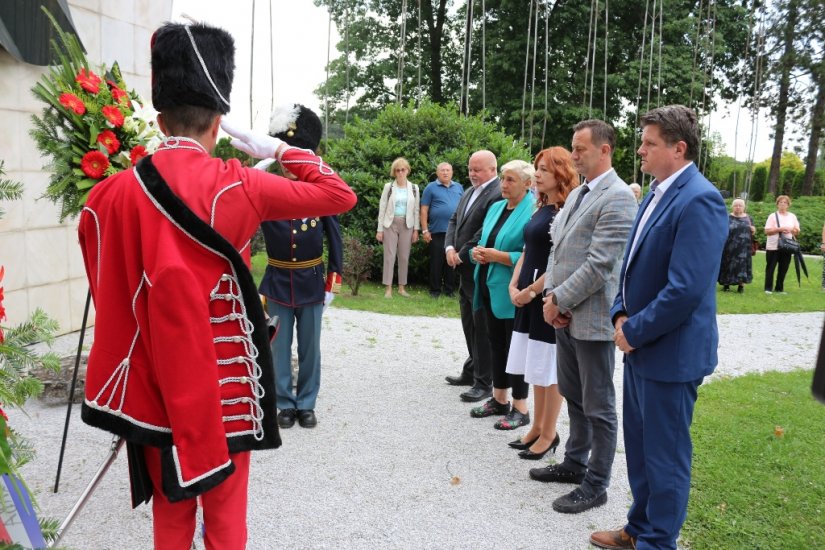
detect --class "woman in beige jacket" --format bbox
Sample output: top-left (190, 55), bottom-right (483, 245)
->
top-left (376, 157), bottom-right (420, 297)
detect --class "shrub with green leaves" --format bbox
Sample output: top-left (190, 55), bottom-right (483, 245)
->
top-left (322, 101), bottom-right (532, 283)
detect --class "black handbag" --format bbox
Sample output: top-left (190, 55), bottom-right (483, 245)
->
top-left (775, 213), bottom-right (800, 253)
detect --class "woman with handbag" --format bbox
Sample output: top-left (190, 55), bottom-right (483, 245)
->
top-left (764, 195), bottom-right (801, 294)
top-left (718, 198), bottom-right (756, 293)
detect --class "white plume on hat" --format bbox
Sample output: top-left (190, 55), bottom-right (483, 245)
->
top-left (268, 104), bottom-right (301, 135)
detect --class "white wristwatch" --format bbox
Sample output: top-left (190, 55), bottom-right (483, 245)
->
top-left (528, 289), bottom-right (537, 299)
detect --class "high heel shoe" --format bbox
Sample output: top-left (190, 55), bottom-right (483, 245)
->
top-left (507, 435), bottom-right (539, 450)
top-left (518, 433), bottom-right (561, 460)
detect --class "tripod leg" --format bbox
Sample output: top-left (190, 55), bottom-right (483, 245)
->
top-left (53, 289), bottom-right (91, 493)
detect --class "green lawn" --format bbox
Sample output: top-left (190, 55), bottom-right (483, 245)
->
top-left (683, 369), bottom-right (825, 549)
top-left (252, 251), bottom-right (825, 316)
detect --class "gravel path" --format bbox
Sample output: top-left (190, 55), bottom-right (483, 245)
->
top-left (11, 309), bottom-right (823, 549)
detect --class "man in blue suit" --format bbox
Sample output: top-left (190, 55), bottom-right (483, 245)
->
top-left (590, 105), bottom-right (728, 550)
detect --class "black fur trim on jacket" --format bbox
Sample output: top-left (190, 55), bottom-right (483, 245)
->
top-left (136, 156), bottom-right (281, 454)
top-left (161, 446), bottom-right (235, 503)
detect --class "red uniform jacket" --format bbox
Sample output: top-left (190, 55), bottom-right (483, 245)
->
top-left (78, 137), bottom-right (356, 501)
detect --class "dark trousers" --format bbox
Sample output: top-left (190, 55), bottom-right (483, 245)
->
top-left (555, 329), bottom-right (617, 497)
top-left (764, 249), bottom-right (792, 292)
top-left (623, 362), bottom-right (702, 550)
top-left (428, 233), bottom-right (455, 295)
top-left (484, 303), bottom-right (528, 399)
top-left (457, 264), bottom-right (492, 388)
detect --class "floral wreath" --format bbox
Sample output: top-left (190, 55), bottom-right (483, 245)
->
top-left (30, 11), bottom-right (161, 221)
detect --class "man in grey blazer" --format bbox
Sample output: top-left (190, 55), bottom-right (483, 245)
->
top-left (444, 150), bottom-right (502, 401)
top-left (533, 120), bottom-right (637, 514)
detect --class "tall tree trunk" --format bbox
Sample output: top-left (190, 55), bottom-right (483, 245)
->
top-left (423, 0), bottom-right (447, 104)
top-left (768, 0), bottom-right (799, 196)
top-left (802, 61), bottom-right (825, 196)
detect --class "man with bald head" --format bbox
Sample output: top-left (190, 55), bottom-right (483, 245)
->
top-left (421, 162), bottom-right (464, 298)
top-left (444, 150), bottom-right (502, 401)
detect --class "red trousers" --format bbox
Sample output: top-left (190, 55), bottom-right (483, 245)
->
top-left (144, 447), bottom-right (250, 550)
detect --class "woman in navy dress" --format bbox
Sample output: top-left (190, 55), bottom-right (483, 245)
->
top-left (504, 147), bottom-right (579, 460)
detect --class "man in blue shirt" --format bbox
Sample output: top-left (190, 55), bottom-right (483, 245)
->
top-left (420, 162), bottom-right (464, 298)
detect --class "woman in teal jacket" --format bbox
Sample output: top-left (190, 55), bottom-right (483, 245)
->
top-left (469, 160), bottom-right (536, 430)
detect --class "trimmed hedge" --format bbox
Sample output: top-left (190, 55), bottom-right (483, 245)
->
top-left (322, 101), bottom-right (532, 284)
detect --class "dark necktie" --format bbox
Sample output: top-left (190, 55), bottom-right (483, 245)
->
top-left (565, 185), bottom-right (590, 224)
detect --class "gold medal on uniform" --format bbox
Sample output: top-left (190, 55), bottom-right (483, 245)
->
top-left (301, 223), bottom-right (308, 231)
top-left (310, 219), bottom-right (317, 228)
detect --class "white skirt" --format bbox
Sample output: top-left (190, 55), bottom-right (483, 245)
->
top-left (505, 330), bottom-right (558, 387)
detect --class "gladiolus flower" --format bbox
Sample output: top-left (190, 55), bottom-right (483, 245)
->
top-left (97, 130), bottom-right (120, 154)
top-left (81, 150), bottom-right (109, 179)
top-left (76, 68), bottom-right (102, 94)
top-left (130, 145), bottom-right (148, 165)
top-left (58, 92), bottom-right (86, 115)
top-left (102, 105), bottom-right (125, 127)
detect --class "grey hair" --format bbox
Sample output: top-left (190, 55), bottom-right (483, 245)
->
top-left (500, 159), bottom-right (535, 183)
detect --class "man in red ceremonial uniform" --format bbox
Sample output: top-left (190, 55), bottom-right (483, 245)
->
top-left (77, 22), bottom-right (356, 550)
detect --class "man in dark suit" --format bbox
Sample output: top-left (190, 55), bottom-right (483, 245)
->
top-left (535, 120), bottom-right (637, 514)
top-left (590, 105), bottom-right (728, 550)
top-left (444, 150), bottom-right (502, 401)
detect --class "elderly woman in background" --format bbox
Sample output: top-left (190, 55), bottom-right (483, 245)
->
top-left (764, 194), bottom-right (800, 294)
top-left (377, 157), bottom-right (420, 298)
top-left (468, 160), bottom-right (536, 429)
top-left (505, 147), bottom-right (578, 459)
top-left (718, 198), bottom-right (756, 293)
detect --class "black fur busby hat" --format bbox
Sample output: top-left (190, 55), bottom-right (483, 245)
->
top-left (268, 104), bottom-right (323, 151)
top-left (150, 22), bottom-right (235, 114)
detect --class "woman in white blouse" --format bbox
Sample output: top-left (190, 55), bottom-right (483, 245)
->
top-left (376, 157), bottom-right (420, 298)
top-left (763, 194), bottom-right (801, 294)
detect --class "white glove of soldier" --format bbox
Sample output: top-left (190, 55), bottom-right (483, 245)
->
top-left (323, 291), bottom-right (335, 313)
top-left (220, 117), bottom-right (286, 159)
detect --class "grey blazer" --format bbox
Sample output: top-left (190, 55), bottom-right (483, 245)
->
top-left (544, 169), bottom-right (637, 341)
top-left (445, 178), bottom-right (502, 266)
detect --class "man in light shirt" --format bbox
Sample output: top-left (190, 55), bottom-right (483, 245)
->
top-left (591, 105), bottom-right (728, 550)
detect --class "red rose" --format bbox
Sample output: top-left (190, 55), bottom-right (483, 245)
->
top-left (58, 92), bottom-right (86, 115)
top-left (80, 150), bottom-right (109, 179)
top-left (76, 68), bottom-right (102, 94)
top-left (130, 145), bottom-right (148, 165)
top-left (107, 81), bottom-right (129, 105)
top-left (102, 105), bottom-right (125, 127)
top-left (97, 130), bottom-right (120, 155)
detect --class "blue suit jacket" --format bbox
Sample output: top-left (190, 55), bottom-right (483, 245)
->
top-left (259, 216), bottom-right (343, 307)
top-left (610, 163), bottom-right (728, 383)
top-left (472, 193), bottom-right (535, 319)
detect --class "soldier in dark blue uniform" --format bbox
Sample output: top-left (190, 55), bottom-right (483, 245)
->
top-left (258, 105), bottom-right (344, 429)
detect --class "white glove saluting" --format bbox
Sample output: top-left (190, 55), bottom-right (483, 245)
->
top-left (220, 117), bottom-right (286, 160)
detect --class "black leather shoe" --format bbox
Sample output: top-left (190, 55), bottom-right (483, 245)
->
top-left (528, 463), bottom-right (585, 484)
top-left (277, 408), bottom-right (297, 429)
top-left (470, 398), bottom-right (510, 418)
top-left (508, 435), bottom-right (539, 450)
top-left (518, 433), bottom-right (560, 460)
top-left (460, 386), bottom-right (492, 402)
top-left (297, 409), bottom-right (317, 428)
top-left (552, 488), bottom-right (607, 514)
top-left (445, 374), bottom-right (473, 386)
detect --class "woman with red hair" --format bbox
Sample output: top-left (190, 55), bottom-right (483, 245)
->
top-left (504, 147), bottom-right (578, 460)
